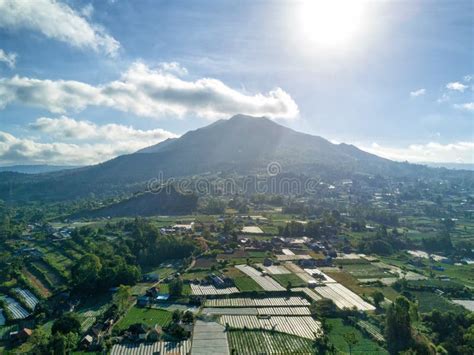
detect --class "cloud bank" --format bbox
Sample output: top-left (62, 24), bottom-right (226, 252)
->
top-left (0, 117), bottom-right (177, 165)
top-left (362, 141), bottom-right (474, 164)
top-left (0, 62), bottom-right (299, 120)
top-left (0, 0), bottom-right (120, 56)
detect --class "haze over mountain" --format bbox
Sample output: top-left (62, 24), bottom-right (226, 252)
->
top-left (0, 115), bottom-right (471, 202)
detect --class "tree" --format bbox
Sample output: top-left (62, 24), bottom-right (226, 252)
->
top-left (169, 278), bottom-right (184, 297)
top-left (311, 299), bottom-right (337, 318)
top-left (343, 332), bottom-right (359, 355)
top-left (114, 285), bottom-right (131, 315)
top-left (51, 313), bottom-right (81, 335)
top-left (286, 281), bottom-right (292, 292)
top-left (71, 254), bottom-right (102, 292)
top-left (372, 291), bottom-right (384, 309)
top-left (385, 296), bottom-right (413, 354)
top-left (28, 328), bottom-right (50, 354)
top-left (182, 310), bottom-right (194, 324)
top-left (172, 309), bottom-right (182, 323)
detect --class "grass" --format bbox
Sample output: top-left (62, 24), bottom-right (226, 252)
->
top-left (326, 318), bottom-right (388, 354)
top-left (116, 306), bottom-right (172, 331)
top-left (272, 273), bottom-right (307, 288)
top-left (233, 276), bottom-right (264, 292)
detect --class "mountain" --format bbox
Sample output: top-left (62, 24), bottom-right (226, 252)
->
top-left (0, 115), bottom-right (470, 201)
top-left (0, 165), bottom-right (80, 174)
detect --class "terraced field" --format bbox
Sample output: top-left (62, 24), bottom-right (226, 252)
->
top-left (13, 288), bottom-right (39, 311)
top-left (190, 284), bottom-right (239, 295)
top-left (0, 296), bottom-right (30, 319)
top-left (227, 330), bottom-right (313, 354)
top-left (235, 265), bottom-right (285, 291)
top-left (111, 340), bottom-right (191, 355)
top-left (205, 296), bottom-right (310, 308)
top-left (313, 284), bottom-right (375, 311)
top-left (220, 315), bottom-right (321, 339)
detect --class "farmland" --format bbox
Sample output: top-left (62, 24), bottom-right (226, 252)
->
top-left (235, 265), bottom-right (285, 291)
top-left (227, 330), bottom-right (313, 354)
top-left (327, 318), bottom-right (388, 354)
top-left (220, 315), bottom-right (322, 339)
top-left (115, 307), bottom-right (172, 331)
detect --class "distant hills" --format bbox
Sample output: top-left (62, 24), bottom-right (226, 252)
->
top-left (0, 165), bottom-right (80, 174)
top-left (0, 114), bottom-right (472, 202)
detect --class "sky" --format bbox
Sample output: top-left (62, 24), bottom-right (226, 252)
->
top-left (0, 0), bottom-right (472, 166)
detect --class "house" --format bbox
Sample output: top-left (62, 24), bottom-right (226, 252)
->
top-left (80, 335), bottom-right (93, 349)
top-left (146, 326), bottom-right (162, 342)
top-left (209, 274), bottom-right (225, 288)
top-left (10, 328), bottom-right (32, 343)
top-left (137, 296), bottom-right (150, 307)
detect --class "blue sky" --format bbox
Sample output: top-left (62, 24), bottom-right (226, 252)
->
top-left (0, 0), bottom-right (472, 165)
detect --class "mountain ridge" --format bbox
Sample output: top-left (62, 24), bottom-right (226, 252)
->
top-left (0, 114), bottom-right (471, 201)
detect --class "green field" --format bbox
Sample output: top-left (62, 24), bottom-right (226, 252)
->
top-left (340, 263), bottom-right (389, 279)
top-left (272, 273), bottom-right (307, 288)
top-left (228, 330), bottom-right (313, 354)
top-left (233, 276), bottom-right (264, 292)
top-left (411, 291), bottom-right (466, 314)
top-left (116, 307), bottom-right (172, 330)
top-left (327, 318), bottom-right (388, 354)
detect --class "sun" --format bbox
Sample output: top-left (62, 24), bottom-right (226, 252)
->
top-left (297, 0), bottom-right (367, 47)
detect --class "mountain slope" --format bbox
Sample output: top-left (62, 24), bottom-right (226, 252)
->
top-left (0, 115), bottom-right (467, 201)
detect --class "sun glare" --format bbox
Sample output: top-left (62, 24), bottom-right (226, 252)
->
top-left (298, 0), bottom-right (367, 47)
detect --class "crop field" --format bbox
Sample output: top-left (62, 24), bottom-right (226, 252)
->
top-left (190, 284), bottom-right (239, 295)
top-left (235, 265), bottom-right (285, 291)
top-left (357, 320), bottom-right (385, 342)
top-left (220, 315), bottom-right (321, 339)
top-left (205, 296), bottom-right (310, 308)
top-left (110, 340), bottom-right (191, 355)
top-left (232, 276), bottom-right (264, 292)
top-left (116, 306), bottom-right (172, 330)
top-left (411, 291), bottom-right (465, 314)
top-left (22, 269), bottom-right (52, 297)
top-left (0, 296), bottom-right (30, 319)
top-left (255, 264), bottom-right (290, 274)
top-left (29, 260), bottom-right (65, 288)
top-left (313, 284), bottom-right (375, 311)
top-left (272, 273), bottom-right (307, 288)
top-left (202, 307), bottom-right (311, 316)
top-left (227, 330), bottom-right (313, 354)
top-left (339, 263), bottom-right (390, 279)
top-left (13, 288), bottom-right (39, 310)
top-left (327, 318), bottom-right (388, 354)
top-left (303, 268), bottom-right (337, 283)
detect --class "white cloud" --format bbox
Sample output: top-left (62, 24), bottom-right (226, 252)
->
top-left (361, 141), bottom-right (474, 164)
top-left (0, 117), bottom-right (178, 165)
top-left (0, 62), bottom-right (299, 120)
top-left (29, 116), bottom-right (178, 142)
top-left (410, 88), bottom-right (426, 97)
top-left (0, 0), bottom-right (120, 56)
top-left (158, 62), bottom-right (188, 76)
top-left (446, 81), bottom-right (468, 92)
top-left (453, 102), bottom-right (474, 112)
top-left (0, 49), bottom-right (17, 68)
top-left (463, 74), bottom-right (473, 82)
